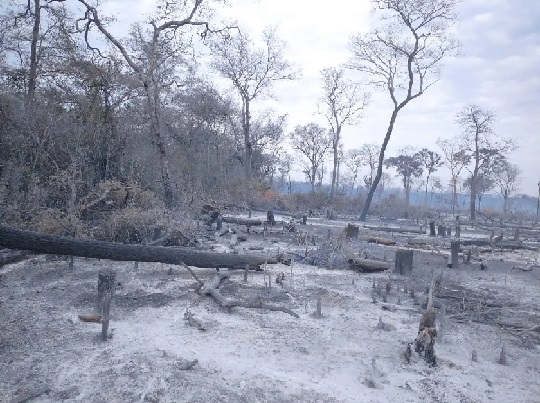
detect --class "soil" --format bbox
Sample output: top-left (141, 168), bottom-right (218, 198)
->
top-left (1, 214), bottom-right (539, 402)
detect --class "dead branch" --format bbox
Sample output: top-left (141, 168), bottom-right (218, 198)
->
top-left (199, 273), bottom-right (299, 318)
top-left (184, 308), bottom-right (206, 331)
top-left (78, 314), bottom-right (102, 323)
top-left (179, 261), bottom-right (204, 286)
top-left (367, 236), bottom-right (397, 246)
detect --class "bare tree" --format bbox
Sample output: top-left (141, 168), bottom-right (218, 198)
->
top-left (418, 148), bottom-right (443, 208)
top-left (4, 0), bottom-right (69, 106)
top-left (429, 176), bottom-right (443, 206)
top-left (277, 152), bottom-right (294, 194)
top-left (210, 27), bottom-right (298, 181)
top-left (349, 0), bottom-right (459, 221)
top-left (385, 148), bottom-right (424, 217)
top-left (493, 161), bottom-right (521, 214)
top-left (344, 148), bottom-right (364, 195)
top-left (319, 66), bottom-right (369, 198)
top-left (436, 136), bottom-right (470, 214)
top-left (358, 143), bottom-right (380, 191)
top-left (456, 105), bottom-right (515, 220)
top-left (75, 0), bottom-right (218, 208)
top-left (290, 123), bottom-right (332, 192)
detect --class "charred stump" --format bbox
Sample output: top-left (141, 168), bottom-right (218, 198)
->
top-left (345, 224), bottom-right (359, 239)
top-left (394, 249), bottom-right (413, 275)
top-left (429, 221), bottom-right (436, 237)
top-left (450, 241), bottom-right (460, 269)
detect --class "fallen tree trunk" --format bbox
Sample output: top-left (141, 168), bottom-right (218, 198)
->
top-left (348, 256), bottom-right (391, 273)
top-left (222, 216), bottom-right (263, 226)
top-left (0, 249), bottom-right (33, 266)
top-left (364, 225), bottom-right (425, 235)
top-left (0, 225), bottom-right (276, 270)
top-left (459, 238), bottom-right (538, 251)
top-left (367, 236), bottom-right (397, 246)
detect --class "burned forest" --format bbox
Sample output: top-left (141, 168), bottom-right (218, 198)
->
top-left (1, 0), bottom-right (539, 402)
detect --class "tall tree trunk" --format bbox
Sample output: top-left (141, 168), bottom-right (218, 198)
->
top-left (405, 185), bottom-right (411, 218)
top-left (359, 109), bottom-right (399, 221)
top-left (424, 175), bottom-right (430, 208)
top-left (27, 0), bottom-right (40, 105)
top-left (243, 99), bottom-right (252, 181)
top-left (452, 177), bottom-right (457, 215)
top-left (331, 143), bottom-right (338, 198)
top-left (146, 85), bottom-right (174, 208)
top-left (470, 180), bottom-right (477, 221)
top-left (470, 130), bottom-right (480, 221)
top-left (330, 127), bottom-right (341, 199)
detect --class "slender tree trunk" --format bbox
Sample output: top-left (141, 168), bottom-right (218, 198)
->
top-left (503, 195), bottom-right (508, 213)
top-left (424, 175), bottom-right (430, 208)
top-left (452, 177), bottom-right (457, 215)
top-left (470, 181), bottom-right (477, 220)
top-left (331, 144), bottom-right (338, 198)
top-left (243, 99), bottom-right (252, 181)
top-left (359, 109), bottom-right (399, 221)
top-left (330, 125), bottom-right (342, 199)
top-left (146, 85), bottom-right (174, 208)
top-left (405, 185), bottom-right (411, 218)
top-left (470, 130), bottom-right (480, 221)
top-left (27, 0), bottom-right (40, 105)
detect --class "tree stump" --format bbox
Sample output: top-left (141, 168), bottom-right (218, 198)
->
top-left (394, 249), bottom-right (413, 275)
top-left (513, 228), bottom-right (520, 241)
top-left (302, 214), bottom-right (307, 225)
top-left (101, 292), bottom-right (113, 341)
top-left (450, 241), bottom-right (460, 269)
top-left (437, 225), bottom-right (446, 237)
top-left (446, 227), bottom-right (452, 236)
top-left (455, 225), bottom-right (461, 238)
top-left (216, 217), bottom-right (223, 231)
top-left (315, 298), bottom-right (322, 318)
top-left (429, 221), bottom-right (436, 236)
top-left (267, 210), bottom-right (276, 226)
top-left (345, 223), bottom-right (359, 239)
top-left (97, 269), bottom-right (116, 314)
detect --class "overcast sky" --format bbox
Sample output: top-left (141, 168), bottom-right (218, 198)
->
top-left (99, 0), bottom-right (540, 196)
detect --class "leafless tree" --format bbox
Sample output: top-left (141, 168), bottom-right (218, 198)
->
top-left (358, 143), bottom-right (380, 190)
top-left (348, 0), bottom-right (459, 221)
top-left (384, 147), bottom-right (424, 216)
top-left (436, 136), bottom-right (470, 214)
top-left (456, 105), bottom-right (516, 220)
top-left (290, 123), bottom-right (332, 192)
top-left (493, 161), bottom-right (521, 214)
top-left (418, 148), bottom-right (443, 208)
top-left (4, 0), bottom-right (70, 106)
top-left (319, 66), bottom-right (369, 198)
top-left (210, 27), bottom-right (298, 181)
top-left (344, 148), bottom-right (364, 195)
top-left (277, 152), bottom-right (294, 194)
